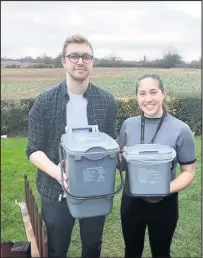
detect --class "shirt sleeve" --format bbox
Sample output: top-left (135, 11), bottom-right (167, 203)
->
top-left (117, 119), bottom-right (128, 171)
top-left (26, 94), bottom-right (46, 159)
top-left (176, 124), bottom-right (196, 165)
top-left (119, 119), bottom-right (127, 151)
top-left (106, 97), bottom-right (118, 140)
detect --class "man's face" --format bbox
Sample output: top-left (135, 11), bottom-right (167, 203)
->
top-left (62, 43), bottom-right (94, 81)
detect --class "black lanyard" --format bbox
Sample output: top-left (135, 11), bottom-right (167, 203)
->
top-left (140, 112), bottom-right (166, 144)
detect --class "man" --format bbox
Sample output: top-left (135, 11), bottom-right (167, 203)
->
top-left (26, 35), bottom-right (118, 258)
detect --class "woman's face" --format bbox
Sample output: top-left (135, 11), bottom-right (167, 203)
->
top-left (137, 77), bottom-right (166, 118)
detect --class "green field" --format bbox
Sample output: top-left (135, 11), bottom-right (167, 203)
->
top-left (1, 137), bottom-right (201, 257)
top-left (1, 67), bottom-right (201, 99)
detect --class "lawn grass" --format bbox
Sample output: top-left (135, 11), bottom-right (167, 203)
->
top-left (1, 137), bottom-right (201, 257)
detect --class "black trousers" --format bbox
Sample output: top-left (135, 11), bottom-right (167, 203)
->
top-left (41, 197), bottom-right (105, 258)
top-left (120, 193), bottom-right (179, 258)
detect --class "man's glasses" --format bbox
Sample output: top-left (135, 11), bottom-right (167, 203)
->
top-left (64, 54), bottom-right (93, 64)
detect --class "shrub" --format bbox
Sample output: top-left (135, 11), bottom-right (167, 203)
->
top-left (175, 97), bottom-right (202, 136)
top-left (26, 64), bottom-right (54, 68)
top-left (1, 98), bottom-right (35, 135)
top-left (5, 64), bottom-right (21, 68)
top-left (1, 97), bottom-right (201, 136)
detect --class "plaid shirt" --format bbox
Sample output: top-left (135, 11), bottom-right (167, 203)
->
top-left (26, 80), bottom-right (118, 203)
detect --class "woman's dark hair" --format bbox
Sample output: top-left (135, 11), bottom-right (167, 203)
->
top-left (135, 73), bottom-right (164, 95)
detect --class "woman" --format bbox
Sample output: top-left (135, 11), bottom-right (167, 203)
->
top-left (119, 74), bottom-right (196, 258)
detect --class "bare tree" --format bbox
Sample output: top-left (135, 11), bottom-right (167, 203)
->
top-left (162, 46), bottom-right (183, 68)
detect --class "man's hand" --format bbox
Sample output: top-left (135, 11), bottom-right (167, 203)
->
top-left (118, 150), bottom-right (124, 163)
top-left (28, 151), bottom-right (69, 190)
top-left (57, 161), bottom-right (69, 190)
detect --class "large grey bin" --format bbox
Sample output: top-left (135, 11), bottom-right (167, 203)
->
top-left (59, 125), bottom-right (123, 219)
top-left (123, 144), bottom-right (176, 196)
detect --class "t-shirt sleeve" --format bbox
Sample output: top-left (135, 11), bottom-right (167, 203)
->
top-left (119, 119), bottom-right (127, 151)
top-left (176, 124), bottom-right (196, 165)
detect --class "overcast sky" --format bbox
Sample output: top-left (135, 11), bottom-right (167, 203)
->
top-left (1, 1), bottom-right (201, 62)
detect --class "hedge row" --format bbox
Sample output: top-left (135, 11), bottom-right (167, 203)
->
top-left (117, 97), bottom-right (201, 135)
top-left (1, 97), bottom-right (201, 136)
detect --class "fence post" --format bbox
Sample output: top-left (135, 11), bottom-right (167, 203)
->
top-left (1, 241), bottom-right (14, 257)
top-left (11, 242), bottom-right (31, 258)
top-left (23, 174), bottom-right (48, 257)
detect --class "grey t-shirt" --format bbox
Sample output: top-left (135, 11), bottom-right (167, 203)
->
top-left (119, 113), bottom-right (196, 202)
top-left (66, 89), bottom-right (88, 129)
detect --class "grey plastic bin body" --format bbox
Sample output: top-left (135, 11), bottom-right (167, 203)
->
top-left (123, 144), bottom-right (176, 196)
top-left (60, 127), bottom-right (120, 218)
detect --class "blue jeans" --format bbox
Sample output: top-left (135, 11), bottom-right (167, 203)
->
top-left (41, 197), bottom-right (106, 258)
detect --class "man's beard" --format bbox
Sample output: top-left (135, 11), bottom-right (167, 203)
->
top-left (68, 70), bottom-right (89, 82)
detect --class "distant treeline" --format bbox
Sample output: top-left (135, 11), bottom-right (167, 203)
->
top-left (1, 49), bottom-right (201, 69)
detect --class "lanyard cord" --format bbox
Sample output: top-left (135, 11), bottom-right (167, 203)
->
top-left (140, 112), bottom-right (166, 144)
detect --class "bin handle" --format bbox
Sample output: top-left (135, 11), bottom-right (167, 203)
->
top-left (65, 125), bottom-right (99, 133)
top-left (138, 150), bottom-right (159, 154)
top-left (59, 143), bottom-right (124, 200)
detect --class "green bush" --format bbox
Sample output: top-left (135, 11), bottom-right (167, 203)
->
top-left (1, 98), bottom-right (35, 135)
top-left (1, 97), bottom-right (201, 136)
top-left (5, 64), bottom-right (21, 68)
top-left (175, 97), bottom-right (202, 136)
top-left (26, 64), bottom-right (54, 68)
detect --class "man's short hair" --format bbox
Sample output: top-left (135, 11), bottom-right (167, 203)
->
top-left (62, 35), bottom-right (93, 57)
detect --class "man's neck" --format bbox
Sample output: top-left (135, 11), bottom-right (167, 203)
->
top-left (66, 75), bottom-right (89, 95)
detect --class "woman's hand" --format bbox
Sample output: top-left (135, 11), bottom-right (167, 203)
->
top-left (170, 163), bottom-right (196, 193)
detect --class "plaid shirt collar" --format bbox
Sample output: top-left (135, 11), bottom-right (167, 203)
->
top-left (59, 80), bottom-right (101, 100)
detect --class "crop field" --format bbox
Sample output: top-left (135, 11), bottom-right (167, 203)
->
top-left (1, 67), bottom-right (201, 100)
